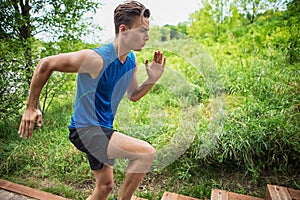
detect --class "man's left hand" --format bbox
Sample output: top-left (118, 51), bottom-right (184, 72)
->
top-left (145, 50), bottom-right (166, 83)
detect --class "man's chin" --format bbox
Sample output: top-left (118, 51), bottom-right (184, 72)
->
top-left (134, 43), bottom-right (146, 51)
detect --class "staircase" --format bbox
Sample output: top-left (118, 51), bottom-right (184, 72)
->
top-left (157, 185), bottom-right (300, 200)
top-left (1, 178), bottom-right (299, 200)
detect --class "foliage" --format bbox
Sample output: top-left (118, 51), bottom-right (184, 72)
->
top-left (0, 0), bottom-right (101, 122)
top-left (236, 0), bottom-right (278, 23)
top-left (0, 0), bottom-right (101, 41)
top-left (181, 0), bottom-right (300, 181)
top-left (0, 39), bottom-right (33, 121)
top-left (149, 25), bottom-right (187, 42)
top-left (285, 0), bottom-right (300, 64)
top-left (38, 39), bottom-right (97, 115)
top-left (0, 97), bottom-right (91, 200)
top-left (0, 0), bottom-right (300, 199)
top-left (187, 1), bottom-right (217, 40)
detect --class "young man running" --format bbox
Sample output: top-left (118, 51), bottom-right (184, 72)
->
top-left (18, 1), bottom-right (166, 199)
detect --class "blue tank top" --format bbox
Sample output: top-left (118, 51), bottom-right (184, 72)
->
top-left (69, 43), bottom-right (136, 129)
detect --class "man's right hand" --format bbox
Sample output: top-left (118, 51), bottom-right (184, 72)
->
top-left (18, 108), bottom-right (43, 139)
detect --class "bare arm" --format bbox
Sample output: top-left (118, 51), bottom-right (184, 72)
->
top-left (127, 51), bottom-right (166, 102)
top-left (18, 49), bottom-right (103, 138)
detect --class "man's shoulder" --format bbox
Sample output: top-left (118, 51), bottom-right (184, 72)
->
top-left (93, 43), bottom-right (118, 65)
top-left (93, 43), bottom-right (113, 54)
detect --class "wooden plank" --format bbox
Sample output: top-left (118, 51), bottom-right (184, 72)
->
top-left (176, 194), bottom-right (201, 200)
top-left (228, 192), bottom-right (263, 200)
top-left (211, 189), bottom-right (228, 200)
top-left (211, 189), bottom-right (263, 200)
top-left (0, 189), bottom-right (12, 199)
top-left (10, 195), bottom-right (27, 200)
top-left (162, 192), bottom-right (179, 200)
top-left (4, 190), bottom-right (15, 199)
top-left (0, 189), bottom-right (7, 197)
top-left (161, 191), bottom-right (200, 200)
top-left (131, 195), bottom-right (148, 200)
top-left (0, 179), bottom-right (70, 200)
top-left (288, 188), bottom-right (300, 200)
top-left (0, 188), bottom-right (34, 200)
top-left (266, 185), bottom-right (292, 200)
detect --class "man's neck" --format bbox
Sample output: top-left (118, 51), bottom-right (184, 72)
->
top-left (113, 39), bottom-right (130, 64)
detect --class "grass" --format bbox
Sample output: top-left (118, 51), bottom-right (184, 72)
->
top-left (1, 37), bottom-right (299, 200)
top-left (0, 96), bottom-right (92, 199)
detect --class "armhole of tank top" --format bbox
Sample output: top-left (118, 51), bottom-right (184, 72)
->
top-left (91, 49), bottom-right (106, 79)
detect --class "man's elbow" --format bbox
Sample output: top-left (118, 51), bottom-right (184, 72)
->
top-left (129, 96), bottom-right (139, 102)
top-left (129, 97), bottom-right (138, 102)
top-left (37, 57), bottom-right (53, 75)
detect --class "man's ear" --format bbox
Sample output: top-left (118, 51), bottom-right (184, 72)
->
top-left (119, 24), bottom-right (128, 34)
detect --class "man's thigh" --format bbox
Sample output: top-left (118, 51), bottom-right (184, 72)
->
top-left (107, 131), bottom-right (154, 160)
top-left (69, 126), bottom-right (115, 169)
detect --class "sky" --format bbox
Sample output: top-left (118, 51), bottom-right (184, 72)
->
top-left (94, 0), bottom-right (201, 41)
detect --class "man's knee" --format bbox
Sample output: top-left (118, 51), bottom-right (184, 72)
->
top-left (127, 144), bottom-right (156, 173)
top-left (92, 166), bottom-right (114, 195)
top-left (137, 142), bottom-right (156, 164)
top-left (95, 179), bottom-right (114, 194)
top-left (145, 144), bottom-right (156, 162)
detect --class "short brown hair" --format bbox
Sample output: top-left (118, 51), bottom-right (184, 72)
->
top-left (114, 1), bottom-right (150, 34)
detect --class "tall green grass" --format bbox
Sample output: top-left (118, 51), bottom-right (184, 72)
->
top-left (0, 37), bottom-right (299, 200)
top-left (0, 95), bottom-right (92, 199)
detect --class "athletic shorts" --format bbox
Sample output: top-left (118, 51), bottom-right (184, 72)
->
top-left (69, 126), bottom-right (115, 170)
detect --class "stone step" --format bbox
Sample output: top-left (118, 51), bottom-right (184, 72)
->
top-left (211, 189), bottom-right (263, 200)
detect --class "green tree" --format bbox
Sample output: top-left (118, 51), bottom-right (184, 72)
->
top-left (187, 1), bottom-right (217, 40)
top-left (163, 24), bottom-right (184, 40)
top-left (236, 0), bottom-right (278, 23)
top-left (161, 26), bottom-right (170, 41)
top-left (212, 0), bottom-right (232, 36)
top-left (177, 22), bottom-right (188, 36)
top-left (286, 0), bottom-right (300, 64)
top-left (0, 0), bottom-right (101, 122)
top-left (0, 0), bottom-right (100, 71)
top-left (149, 25), bottom-right (162, 42)
top-left (228, 4), bottom-right (244, 28)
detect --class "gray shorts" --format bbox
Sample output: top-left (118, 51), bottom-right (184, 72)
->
top-left (69, 126), bottom-right (115, 170)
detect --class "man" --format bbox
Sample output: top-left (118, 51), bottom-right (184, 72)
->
top-left (18, 1), bottom-right (166, 200)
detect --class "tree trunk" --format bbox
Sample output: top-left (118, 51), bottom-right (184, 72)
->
top-left (13, 0), bottom-right (33, 85)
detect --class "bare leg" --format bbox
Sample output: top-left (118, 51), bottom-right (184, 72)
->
top-left (118, 172), bottom-right (146, 200)
top-left (87, 165), bottom-right (114, 200)
top-left (107, 132), bottom-right (156, 200)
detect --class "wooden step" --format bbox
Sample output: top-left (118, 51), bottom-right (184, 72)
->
top-left (266, 185), bottom-right (300, 200)
top-left (0, 188), bottom-right (36, 200)
top-left (131, 195), bottom-right (148, 200)
top-left (161, 191), bottom-right (202, 200)
top-left (0, 179), bottom-right (70, 200)
top-left (211, 189), bottom-right (263, 200)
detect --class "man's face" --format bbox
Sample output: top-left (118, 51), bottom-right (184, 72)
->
top-left (122, 17), bottom-right (150, 51)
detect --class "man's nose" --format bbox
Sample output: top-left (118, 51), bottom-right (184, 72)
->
top-left (144, 32), bottom-right (150, 41)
